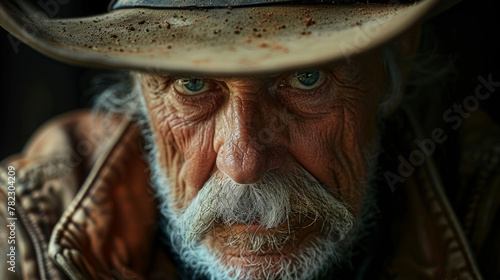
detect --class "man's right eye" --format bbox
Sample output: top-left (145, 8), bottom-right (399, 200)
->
top-left (288, 70), bottom-right (326, 90)
top-left (174, 78), bottom-right (209, 95)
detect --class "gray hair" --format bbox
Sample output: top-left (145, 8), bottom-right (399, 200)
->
top-left (90, 71), bottom-right (144, 132)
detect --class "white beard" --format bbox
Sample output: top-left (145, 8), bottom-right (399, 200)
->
top-left (142, 123), bottom-right (380, 280)
top-left (89, 68), bottom-right (390, 278)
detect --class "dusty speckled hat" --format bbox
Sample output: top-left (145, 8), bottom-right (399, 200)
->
top-left (0, 0), bottom-right (457, 75)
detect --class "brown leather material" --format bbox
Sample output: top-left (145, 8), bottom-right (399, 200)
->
top-left (455, 110), bottom-right (500, 279)
top-left (48, 116), bottom-right (161, 280)
top-left (0, 186), bottom-right (40, 280)
top-left (0, 110), bottom-right (112, 280)
top-left (385, 166), bottom-right (482, 279)
top-left (381, 106), bottom-right (483, 280)
top-left (0, 110), bottom-right (171, 280)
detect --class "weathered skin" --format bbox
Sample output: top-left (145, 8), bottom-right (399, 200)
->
top-left (141, 49), bottom-right (390, 270)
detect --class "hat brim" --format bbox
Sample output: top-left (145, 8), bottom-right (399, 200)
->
top-left (0, 0), bottom-right (437, 75)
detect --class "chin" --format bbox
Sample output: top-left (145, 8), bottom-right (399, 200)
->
top-left (199, 218), bottom-right (348, 280)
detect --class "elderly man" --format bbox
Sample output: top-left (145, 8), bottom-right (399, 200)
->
top-left (1, 0), bottom-right (499, 279)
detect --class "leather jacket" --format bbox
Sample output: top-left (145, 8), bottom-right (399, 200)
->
top-left (1, 108), bottom-right (499, 280)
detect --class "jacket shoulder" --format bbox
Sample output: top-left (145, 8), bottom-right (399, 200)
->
top-left (455, 110), bottom-right (500, 279)
top-left (0, 110), bottom-right (125, 280)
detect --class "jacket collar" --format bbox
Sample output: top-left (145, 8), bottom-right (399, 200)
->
top-left (47, 118), bottom-right (176, 279)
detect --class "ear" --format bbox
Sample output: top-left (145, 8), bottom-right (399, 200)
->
top-left (380, 24), bottom-right (421, 116)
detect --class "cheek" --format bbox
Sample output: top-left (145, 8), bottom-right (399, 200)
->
top-left (144, 92), bottom-right (219, 210)
top-left (289, 97), bottom-right (380, 210)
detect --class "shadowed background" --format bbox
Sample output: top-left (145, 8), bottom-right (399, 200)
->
top-left (0, 0), bottom-right (108, 160)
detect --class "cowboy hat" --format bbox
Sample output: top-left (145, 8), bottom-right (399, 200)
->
top-left (0, 0), bottom-right (457, 75)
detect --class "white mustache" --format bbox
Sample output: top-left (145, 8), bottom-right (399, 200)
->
top-left (176, 166), bottom-right (356, 246)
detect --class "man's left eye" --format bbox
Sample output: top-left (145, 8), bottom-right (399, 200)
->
top-left (174, 78), bottom-right (209, 95)
top-left (289, 70), bottom-right (326, 90)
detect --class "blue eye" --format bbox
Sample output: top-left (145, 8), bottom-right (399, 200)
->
top-left (297, 71), bottom-right (320, 87)
top-left (289, 70), bottom-right (325, 90)
top-left (184, 78), bottom-right (205, 92)
top-left (174, 78), bottom-right (208, 95)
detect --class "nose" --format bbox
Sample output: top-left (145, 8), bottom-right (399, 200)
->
top-left (216, 95), bottom-right (286, 184)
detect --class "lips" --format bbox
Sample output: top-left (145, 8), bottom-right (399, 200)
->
top-left (205, 215), bottom-right (326, 257)
top-left (229, 221), bottom-right (272, 234)
top-left (201, 217), bottom-right (326, 280)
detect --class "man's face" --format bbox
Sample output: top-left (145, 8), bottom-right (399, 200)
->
top-left (141, 49), bottom-right (388, 278)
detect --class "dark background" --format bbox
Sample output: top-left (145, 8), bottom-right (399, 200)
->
top-left (0, 0), bottom-right (499, 159)
top-left (0, 0), bottom-right (109, 160)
